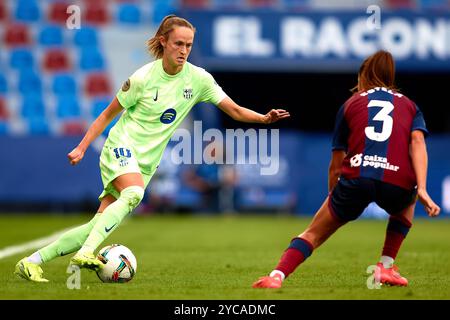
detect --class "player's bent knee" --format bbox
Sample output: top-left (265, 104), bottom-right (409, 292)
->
top-left (120, 186), bottom-right (145, 210)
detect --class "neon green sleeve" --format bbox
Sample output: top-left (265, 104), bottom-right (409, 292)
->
top-left (116, 71), bottom-right (143, 109)
top-left (199, 71), bottom-right (227, 106)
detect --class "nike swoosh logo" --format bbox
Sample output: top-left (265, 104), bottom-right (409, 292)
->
top-left (153, 89), bottom-right (158, 101)
top-left (105, 223), bottom-right (117, 233)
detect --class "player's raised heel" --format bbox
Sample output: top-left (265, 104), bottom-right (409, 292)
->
top-left (252, 275), bottom-right (282, 289)
top-left (14, 257), bottom-right (49, 282)
top-left (375, 262), bottom-right (408, 287)
top-left (70, 252), bottom-right (102, 271)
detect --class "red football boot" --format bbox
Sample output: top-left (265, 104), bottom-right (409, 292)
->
top-left (375, 262), bottom-right (408, 286)
top-left (252, 274), bottom-right (283, 289)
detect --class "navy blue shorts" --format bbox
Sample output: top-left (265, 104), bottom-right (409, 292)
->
top-left (329, 177), bottom-right (417, 222)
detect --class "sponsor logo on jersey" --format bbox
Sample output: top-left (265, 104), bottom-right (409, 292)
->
top-left (183, 88), bottom-right (193, 99)
top-left (350, 153), bottom-right (399, 172)
top-left (122, 79), bottom-right (130, 92)
top-left (350, 153), bottom-right (363, 167)
top-left (160, 108), bottom-right (177, 124)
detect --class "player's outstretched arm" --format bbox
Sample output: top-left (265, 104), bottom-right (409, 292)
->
top-left (218, 97), bottom-right (290, 124)
top-left (410, 130), bottom-right (440, 217)
top-left (68, 97), bottom-right (124, 166)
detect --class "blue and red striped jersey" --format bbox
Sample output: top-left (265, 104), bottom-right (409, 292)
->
top-left (332, 87), bottom-right (428, 190)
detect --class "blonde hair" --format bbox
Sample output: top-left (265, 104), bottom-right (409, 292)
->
top-left (147, 15), bottom-right (196, 59)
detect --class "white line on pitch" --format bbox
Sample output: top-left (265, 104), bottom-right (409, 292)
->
top-left (0, 228), bottom-right (71, 260)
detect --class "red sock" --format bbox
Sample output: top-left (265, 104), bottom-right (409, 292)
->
top-left (382, 216), bottom-right (412, 259)
top-left (275, 237), bottom-right (313, 278)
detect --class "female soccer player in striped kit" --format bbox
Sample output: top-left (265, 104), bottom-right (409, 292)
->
top-left (15, 15), bottom-right (289, 282)
top-left (253, 50), bottom-right (440, 289)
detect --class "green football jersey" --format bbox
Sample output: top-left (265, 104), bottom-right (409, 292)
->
top-left (107, 59), bottom-right (227, 174)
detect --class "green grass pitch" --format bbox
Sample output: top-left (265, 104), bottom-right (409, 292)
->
top-left (0, 214), bottom-right (449, 300)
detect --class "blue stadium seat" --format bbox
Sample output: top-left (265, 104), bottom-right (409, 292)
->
top-left (73, 27), bottom-right (99, 47)
top-left (282, 0), bottom-right (310, 9)
top-left (9, 48), bottom-right (34, 70)
top-left (91, 98), bottom-right (110, 118)
top-left (91, 98), bottom-right (116, 134)
top-left (21, 94), bottom-right (46, 118)
top-left (15, 0), bottom-right (40, 23)
top-left (211, 0), bottom-right (242, 8)
top-left (419, 0), bottom-right (448, 9)
top-left (0, 121), bottom-right (8, 135)
top-left (117, 3), bottom-right (142, 24)
top-left (52, 74), bottom-right (77, 95)
top-left (0, 74), bottom-right (7, 94)
top-left (79, 47), bottom-right (105, 71)
top-left (152, 0), bottom-right (178, 25)
top-left (18, 70), bottom-right (42, 94)
top-left (39, 25), bottom-right (64, 46)
top-left (27, 116), bottom-right (49, 135)
top-left (56, 94), bottom-right (81, 119)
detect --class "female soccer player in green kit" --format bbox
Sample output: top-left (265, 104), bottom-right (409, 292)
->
top-left (14, 15), bottom-right (290, 282)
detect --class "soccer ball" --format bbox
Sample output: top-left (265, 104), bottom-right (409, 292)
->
top-left (96, 244), bottom-right (137, 283)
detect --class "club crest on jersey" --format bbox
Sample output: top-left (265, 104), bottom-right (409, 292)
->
top-left (160, 108), bottom-right (177, 124)
top-left (119, 159), bottom-right (128, 167)
top-left (183, 88), bottom-right (193, 100)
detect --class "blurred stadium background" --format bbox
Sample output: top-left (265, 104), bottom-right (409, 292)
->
top-left (0, 0), bottom-right (449, 219)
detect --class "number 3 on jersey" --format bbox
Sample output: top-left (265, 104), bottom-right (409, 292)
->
top-left (365, 100), bottom-right (394, 142)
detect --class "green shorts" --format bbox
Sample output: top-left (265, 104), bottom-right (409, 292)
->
top-left (98, 145), bottom-right (155, 201)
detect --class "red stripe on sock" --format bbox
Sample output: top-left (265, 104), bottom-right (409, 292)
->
top-left (382, 216), bottom-right (412, 259)
top-left (275, 248), bottom-right (306, 278)
top-left (382, 231), bottom-right (406, 260)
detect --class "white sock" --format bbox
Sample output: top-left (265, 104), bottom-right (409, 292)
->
top-left (270, 270), bottom-right (285, 281)
top-left (27, 251), bottom-right (43, 265)
top-left (380, 255), bottom-right (394, 269)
